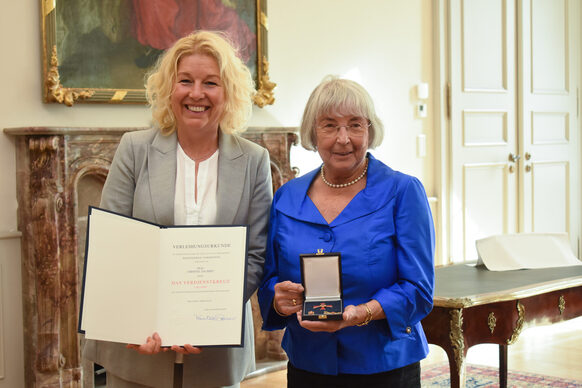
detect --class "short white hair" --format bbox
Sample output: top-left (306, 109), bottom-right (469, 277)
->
top-left (299, 76), bottom-right (384, 150)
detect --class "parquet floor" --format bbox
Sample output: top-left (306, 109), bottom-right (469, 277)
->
top-left (241, 316), bottom-right (582, 387)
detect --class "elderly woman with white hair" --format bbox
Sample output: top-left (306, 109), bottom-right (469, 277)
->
top-left (83, 30), bottom-right (272, 388)
top-left (258, 76), bottom-right (434, 388)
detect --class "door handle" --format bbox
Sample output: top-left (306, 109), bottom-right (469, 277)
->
top-left (508, 153), bottom-right (521, 163)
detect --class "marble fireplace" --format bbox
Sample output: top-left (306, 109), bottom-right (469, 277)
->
top-left (5, 126), bottom-right (297, 388)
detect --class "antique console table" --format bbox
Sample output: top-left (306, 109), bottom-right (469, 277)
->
top-left (4, 126), bottom-right (297, 388)
top-left (421, 263), bottom-right (582, 388)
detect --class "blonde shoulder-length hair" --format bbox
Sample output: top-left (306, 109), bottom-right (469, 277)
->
top-left (299, 76), bottom-right (384, 151)
top-left (146, 30), bottom-right (255, 135)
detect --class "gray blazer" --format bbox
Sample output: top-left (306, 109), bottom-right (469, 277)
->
top-left (83, 128), bottom-right (273, 387)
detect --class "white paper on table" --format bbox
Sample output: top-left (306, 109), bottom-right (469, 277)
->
top-left (475, 233), bottom-right (582, 271)
top-left (79, 206), bottom-right (248, 347)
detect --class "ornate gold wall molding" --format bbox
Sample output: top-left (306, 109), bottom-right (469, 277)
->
top-left (253, 57), bottom-right (276, 107)
top-left (44, 46), bottom-right (94, 106)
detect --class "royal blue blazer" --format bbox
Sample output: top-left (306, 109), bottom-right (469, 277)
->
top-left (258, 153), bottom-right (435, 375)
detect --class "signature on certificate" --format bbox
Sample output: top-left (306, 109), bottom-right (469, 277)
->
top-left (195, 313), bottom-right (236, 321)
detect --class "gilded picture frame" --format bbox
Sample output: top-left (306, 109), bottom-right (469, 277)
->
top-left (41, 0), bottom-right (275, 107)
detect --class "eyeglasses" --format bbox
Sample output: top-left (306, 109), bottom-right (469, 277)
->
top-left (316, 120), bottom-right (370, 138)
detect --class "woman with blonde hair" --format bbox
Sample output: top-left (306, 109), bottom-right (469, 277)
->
top-left (83, 30), bottom-right (272, 388)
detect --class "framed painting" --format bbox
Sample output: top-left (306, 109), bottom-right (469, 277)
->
top-left (41, 0), bottom-right (275, 107)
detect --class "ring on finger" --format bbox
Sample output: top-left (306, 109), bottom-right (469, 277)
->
top-left (292, 298), bottom-right (297, 306)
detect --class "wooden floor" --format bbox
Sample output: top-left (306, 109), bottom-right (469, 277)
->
top-left (242, 316), bottom-right (582, 387)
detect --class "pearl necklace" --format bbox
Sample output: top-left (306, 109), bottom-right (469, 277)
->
top-left (320, 158), bottom-right (368, 188)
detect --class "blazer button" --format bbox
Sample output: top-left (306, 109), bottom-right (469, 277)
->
top-left (406, 326), bottom-right (412, 334)
top-left (323, 232), bottom-right (332, 242)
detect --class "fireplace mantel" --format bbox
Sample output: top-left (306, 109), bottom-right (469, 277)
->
top-left (5, 126), bottom-right (297, 388)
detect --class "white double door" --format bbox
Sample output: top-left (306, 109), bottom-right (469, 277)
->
top-left (448, 0), bottom-right (580, 261)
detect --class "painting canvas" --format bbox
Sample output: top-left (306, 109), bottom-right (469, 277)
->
top-left (41, 0), bottom-right (275, 106)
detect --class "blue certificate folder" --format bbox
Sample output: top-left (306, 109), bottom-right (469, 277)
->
top-left (79, 206), bottom-right (248, 347)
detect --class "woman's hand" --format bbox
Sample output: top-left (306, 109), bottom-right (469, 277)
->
top-left (126, 332), bottom-right (165, 355)
top-left (296, 303), bottom-right (373, 333)
top-left (170, 344), bottom-right (202, 355)
top-left (126, 332), bottom-right (202, 355)
top-left (273, 281), bottom-right (304, 316)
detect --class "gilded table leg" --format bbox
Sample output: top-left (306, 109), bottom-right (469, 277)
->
top-left (449, 309), bottom-right (467, 388)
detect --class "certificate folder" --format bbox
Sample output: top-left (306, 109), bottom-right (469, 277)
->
top-left (79, 206), bottom-right (248, 347)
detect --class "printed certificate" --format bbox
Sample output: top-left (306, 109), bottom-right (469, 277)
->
top-left (79, 206), bottom-right (248, 347)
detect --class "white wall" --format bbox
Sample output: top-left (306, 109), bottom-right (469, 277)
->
top-left (258, 0), bottom-right (435, 184)
top-left (0, 1), bottom-right (434, 386)
top-left (0, 236), bottom-right (23, 388)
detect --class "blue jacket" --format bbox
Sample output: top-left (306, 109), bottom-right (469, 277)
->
top-left (258, 153), bottom-right (435, 375)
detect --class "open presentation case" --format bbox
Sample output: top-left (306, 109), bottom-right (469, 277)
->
top-left (300, 252), bottom-right (343, 320)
